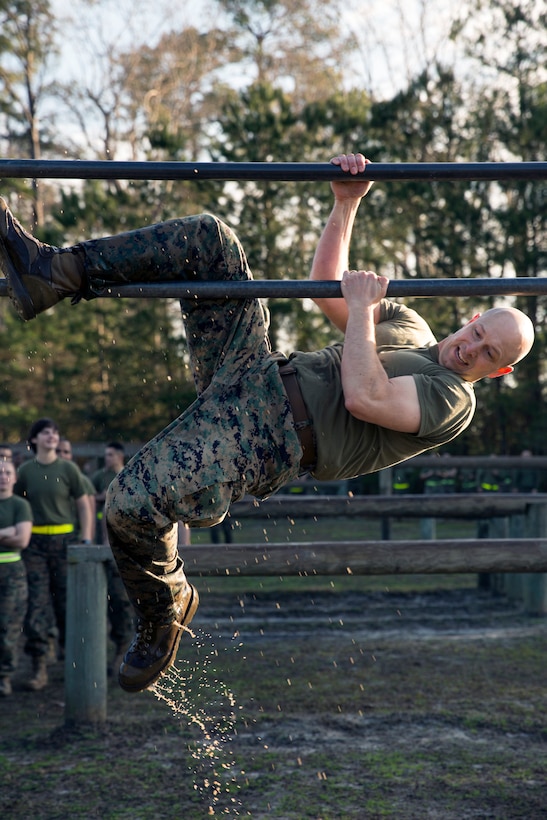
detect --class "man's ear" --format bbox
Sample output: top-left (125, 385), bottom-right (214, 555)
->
top-left (467, 313), bottom-right (481, 324)
top-left (487, 366), bottom-right (514, 379)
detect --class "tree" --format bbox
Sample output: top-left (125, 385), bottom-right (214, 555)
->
top-left (216, 0), bottom-right (353, 104)
top-left (449, 0), bottom-right (547, 452)
top-left (0, 0), bottom-right (60, 226)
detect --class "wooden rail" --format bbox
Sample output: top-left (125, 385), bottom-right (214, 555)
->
top-left (68, 537), bottom-right (547, 581)
top-left (228, 493), bottom-right (547, 520)
top-left (182, 538), bottom-right (547, 576)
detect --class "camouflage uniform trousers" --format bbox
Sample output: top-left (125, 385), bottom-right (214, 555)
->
top-left (0, 559), bottom-right (28, 675)
top-left (22, 534), bottom-right (69, 657)
top-left (78, 213), bottom-right (303, 623)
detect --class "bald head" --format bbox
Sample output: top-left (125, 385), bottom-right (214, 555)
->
top-left (482, 307), bottom-right (534, 366)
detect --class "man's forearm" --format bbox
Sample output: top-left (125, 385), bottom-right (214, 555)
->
top-left (339, 270), bottom-right (421, 433)
top-left (310, 199), bottom-right (361, 284)
top-left (341, 306), bottom-right (391, 412)
top-left (310, 199), bottom-right (363, 331)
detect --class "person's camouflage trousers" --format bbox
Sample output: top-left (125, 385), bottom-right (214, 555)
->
top-left (80, 214), bottom-right (302, 621)
top-left (22, 534), bottom-right (68, 657)
top-left (0, 560), bottom-right (28, 675)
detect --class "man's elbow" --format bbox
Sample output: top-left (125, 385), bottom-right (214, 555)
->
top-left (344, 391), bottom-right (373, 420)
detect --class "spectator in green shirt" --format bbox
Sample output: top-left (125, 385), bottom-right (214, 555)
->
top-left (15, 419), bottom-right (91, 691)
top-left (0, 454), bottom-right (32, 696)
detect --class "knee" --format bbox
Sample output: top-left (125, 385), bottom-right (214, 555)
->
top-left (104, 475), bottom-right (140, 534)
top-left (105, 470), bottom-right (170, 538)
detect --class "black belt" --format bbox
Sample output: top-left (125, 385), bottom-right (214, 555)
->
top-left (278, 362), bottom-right (316, 472)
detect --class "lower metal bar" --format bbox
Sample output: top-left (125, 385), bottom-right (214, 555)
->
top-left (0, 159), bottom-right (545, 181)
top-left (1, 277), bottom-right (545, 300)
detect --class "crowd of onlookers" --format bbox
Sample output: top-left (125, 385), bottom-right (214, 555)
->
top-left (0, 416), bottom-right (238, 698)
top-left (390, 450), bottom-right (542, 496)
top-left (0, 417), bottom-right (134, 697)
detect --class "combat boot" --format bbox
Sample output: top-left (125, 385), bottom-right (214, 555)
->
top-left (0, 197), bottom-right (86, 321)
top-left (118, 581), bottom-right (199, 693)
top-left (25, 657), bottom-right (48, 691)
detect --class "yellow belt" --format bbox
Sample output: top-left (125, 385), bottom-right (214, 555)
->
top-left (0, 552), bottom-right (21, 563)
top-left (32, 524), bottom-right (74, 535)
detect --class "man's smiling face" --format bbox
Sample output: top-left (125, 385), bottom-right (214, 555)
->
top-left (437, 310), bottom-right (524, 382)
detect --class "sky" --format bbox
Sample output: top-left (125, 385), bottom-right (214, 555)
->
top-left (50, 0), bottom-right (461, 102)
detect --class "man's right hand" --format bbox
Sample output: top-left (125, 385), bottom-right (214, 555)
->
top-left (341, 269), bottom-right (389, 310)
top-left (330, 153), bottom-right (373, 201)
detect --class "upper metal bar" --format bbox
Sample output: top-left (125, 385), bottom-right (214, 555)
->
top-left (0, 159), bottom-right (546, 181)
top-left (1, 278), bottom-right (546, 300)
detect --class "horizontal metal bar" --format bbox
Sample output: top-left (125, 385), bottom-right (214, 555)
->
top-left (2, 277), bottom-right (545, 300)
top-left (0, 159), bottom-right (546, 181)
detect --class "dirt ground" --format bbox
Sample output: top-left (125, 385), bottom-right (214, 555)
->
top-left (1, 578), bottom-right (546, 819)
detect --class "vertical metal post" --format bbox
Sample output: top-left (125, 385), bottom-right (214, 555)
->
top-left (65, 545), bottom-right (108, 725)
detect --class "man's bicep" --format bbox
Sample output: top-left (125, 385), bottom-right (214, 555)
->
top-left (349, 375), bottom-right (422, 433)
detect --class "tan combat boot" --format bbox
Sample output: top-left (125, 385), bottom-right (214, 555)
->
top-left (118, 581), bottom-right (199, 693)
top-left (26, 657), bottom-right (49, 691)
top-left (0, 197), bottom-right (86, 321)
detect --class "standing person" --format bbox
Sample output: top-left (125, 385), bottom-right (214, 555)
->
top-left (513, 449), bottom-right (540, 494)
top-left (14, 419), bottom-right (91, 690)
top-left (56, 437), bottom-right (97, 541)
top-left (92, 442), bottom-right (126, 545)
top-left (0, 153), bottom-right (535, 693)
top-left (91, 442), bottom-right (135, 674)
top-left (0, 453), bottom-right (32, 696)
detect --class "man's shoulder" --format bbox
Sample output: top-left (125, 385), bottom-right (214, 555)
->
top-left (58, 458), bottom-right (81, 476)
top-left (11, 494), bottom-right (33, 519)
top-left (91, 467), bottom-right (115, 488)
top-left (0, 494), bottom-right (32, 520)
top-left (82, 475), bottom-right (96, 495)
top-left (57, 459), bottom-right (87, 491)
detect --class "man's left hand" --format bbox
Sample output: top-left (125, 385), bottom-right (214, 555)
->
top-left (330, 153), bottom-right (373, 201)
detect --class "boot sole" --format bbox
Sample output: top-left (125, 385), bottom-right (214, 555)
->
top-left (118, 584), bottom-right (200, 694)
top-left (0, 236), bottom-right (37, 320)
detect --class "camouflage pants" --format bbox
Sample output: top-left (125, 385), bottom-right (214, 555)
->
top-left (22, 534), bottom-right (68, 658)
top-left (80, 214), bottom-right (302, 622)
top-left (0, 559), bottom-right (28, 675)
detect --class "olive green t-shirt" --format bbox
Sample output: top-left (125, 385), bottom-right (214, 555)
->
top-left (14, 458), bottom-right (87, 526)
top-left (289, 300), bottom-right (475, 480)
top-left (0, 495), bottom-right (32, 554)
top-left (91, 467), bottom-right (118, 498)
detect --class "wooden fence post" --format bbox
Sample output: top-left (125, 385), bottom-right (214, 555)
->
top-left (522, 501), bottom-right (547, 615)
top-left (65, 545), bottom-right (110, 726)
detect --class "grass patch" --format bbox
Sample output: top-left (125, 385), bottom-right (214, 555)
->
top-left (2, 508), bottom-right (546, 819)
top-left (190, 513), bottom-right (478, 545)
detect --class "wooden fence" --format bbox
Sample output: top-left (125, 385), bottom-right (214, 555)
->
top-left (65, 492), bottom-right (547, 725)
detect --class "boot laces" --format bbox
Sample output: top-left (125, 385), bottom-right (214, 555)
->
top-left (130, 620), bottom-right (155, 657)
